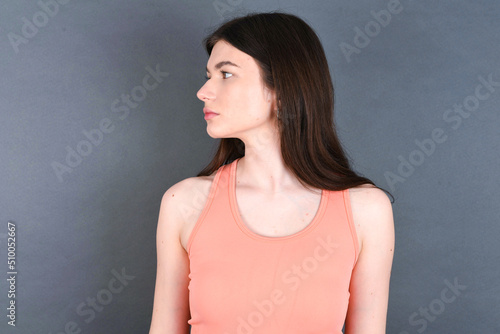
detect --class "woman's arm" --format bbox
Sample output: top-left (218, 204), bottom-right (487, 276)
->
top-left (149, 182), bottom-right (191, 334)
top-left (344, 185), bottom-right (395, 334)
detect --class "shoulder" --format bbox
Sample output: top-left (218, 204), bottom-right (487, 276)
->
top-left (347, 184), bottom-right (394, 251)
top-left (163, 173), bottom-right (216, 200)
top-left (161, 172), bottom-right (217, 223)
top-left (348, 184), bottom-right (392, 213)
top-left (158, 170), bottom-right (218, 246)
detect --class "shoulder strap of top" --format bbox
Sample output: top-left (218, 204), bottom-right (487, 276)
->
top-left (342, 188), bottom-right (360, 266)
top-left (186, 163), bottom-right (229, 254)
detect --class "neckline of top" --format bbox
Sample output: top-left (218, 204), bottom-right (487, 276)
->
top-left (227, 157), bottom-right (328, 242)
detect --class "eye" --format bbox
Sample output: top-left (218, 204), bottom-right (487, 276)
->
top-left (221, 71), bottom-right (232, 79)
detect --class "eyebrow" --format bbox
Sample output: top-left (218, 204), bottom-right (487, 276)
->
top-left (206, 60), bottom-right (240, 73)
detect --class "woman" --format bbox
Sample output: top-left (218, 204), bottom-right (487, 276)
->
top-left (149, 11), bottom-right (395, 334)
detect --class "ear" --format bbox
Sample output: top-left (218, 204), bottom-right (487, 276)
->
top-left (265, 88), bottom-right (279, 110)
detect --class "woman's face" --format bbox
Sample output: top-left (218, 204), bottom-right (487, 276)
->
top-left (197, 40), bottom-right (276, 140)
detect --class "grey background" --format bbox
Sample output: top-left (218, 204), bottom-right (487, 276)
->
top-left (1, 0), bottom-right (499, 333)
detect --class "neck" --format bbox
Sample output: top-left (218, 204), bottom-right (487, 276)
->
top-left (236, 131), bottom-right (304, 193)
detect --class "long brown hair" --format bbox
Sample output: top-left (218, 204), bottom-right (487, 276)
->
top-left (196, 11), bottom-right (394, 203)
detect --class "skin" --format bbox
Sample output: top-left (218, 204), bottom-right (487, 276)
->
top-left (149, 40), bottom-right (395, 334)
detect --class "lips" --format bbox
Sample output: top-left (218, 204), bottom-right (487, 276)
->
top-left (203, 107), bottom-right (219, 120)
top-left (203, 107), bottom-right (218, 115)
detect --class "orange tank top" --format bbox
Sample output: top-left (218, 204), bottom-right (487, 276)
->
top-left (187, 157), bottom-right (359, 333)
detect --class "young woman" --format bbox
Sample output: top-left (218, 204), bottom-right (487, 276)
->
top-left (149, 11), bottom-right (395, 334)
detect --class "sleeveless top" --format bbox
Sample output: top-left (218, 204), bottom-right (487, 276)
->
top-left (187, 157), bottom-right (359, 333)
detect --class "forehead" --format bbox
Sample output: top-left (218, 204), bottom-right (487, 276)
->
top-left (206, 40), bottom-right (256, 72)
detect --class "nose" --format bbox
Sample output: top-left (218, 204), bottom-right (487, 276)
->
top-left (196, 81), bottom-right (214, 101)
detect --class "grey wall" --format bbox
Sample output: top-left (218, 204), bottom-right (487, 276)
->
top-left (1, 0), bottom-right (498, 333)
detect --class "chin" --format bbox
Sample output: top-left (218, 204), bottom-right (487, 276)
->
top-left (206, 126), bottom-right (225, 139)
top-left (206, 132), bottom-right (220, 139)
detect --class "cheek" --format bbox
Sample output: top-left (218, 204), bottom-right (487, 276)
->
top-left (235, 86), bottom-right (269, 117)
